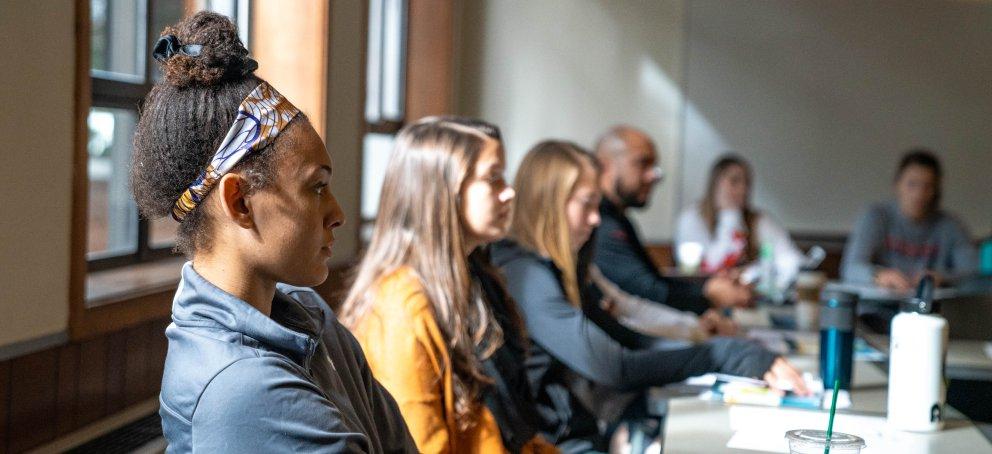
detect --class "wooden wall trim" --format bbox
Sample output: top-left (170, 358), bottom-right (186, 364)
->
top-left (0, 361), bottom-right (10, 454)
top-left (69, 0), bottom-right (91, 342)
top-left (0, 332), bottom-right (69, 363)
top-left (405, 0), bottom-right (455, 121)
top-left (251, 0), bottom-right (330, 139)
top-left (71, 291), bottom-right (174, 343)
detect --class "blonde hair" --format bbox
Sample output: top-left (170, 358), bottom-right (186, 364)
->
top-left (510, 140), bottom-right (599, 307)
top-left (340, 118), bottom-right (502, 428)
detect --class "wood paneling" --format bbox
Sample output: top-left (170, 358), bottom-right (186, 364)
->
top-left (7, 350), bottom-right (58, 452)
top-left (123, 324), bottom-right (150, 407)
top-left (0, 361), bottom-right (10, 454)
top-left (0, 317), bottom-right (170, 452)
top-left (56, 345), bottom-right (80, 436)
top-left (313, 263), bottom-right (356, 312)
top-left (76, 336), bottom-right (108, 427)
top-left (147, 320), bottom-right (169, 399)
top-left (646, 239), bottom-right (845, 279)
top-left (71, 289), bottom-right (174, 343)
top-left (104, 332), bottom-right (127, 415)
top-left (406, 0), bottom-right (455, 121)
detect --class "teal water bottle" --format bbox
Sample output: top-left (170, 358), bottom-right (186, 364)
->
top-left (820, 290), bottom-right (857, 391)
top-left (980, 236), bottom-right (992, 276)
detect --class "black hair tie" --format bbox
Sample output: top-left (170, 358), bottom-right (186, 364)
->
top-left (241, 58), bottom-right (259, 75)
top-left (153, 34), bottom-right (203, 62)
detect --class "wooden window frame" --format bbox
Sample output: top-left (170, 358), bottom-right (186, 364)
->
top-left (71, 0), bottom-right (456, 340)
top-left (86, 1), bottom-right (191, 273)
top-left (71, 0), bottom-right (175, 341)
top-left (70, 0), bottom-right (341, 341)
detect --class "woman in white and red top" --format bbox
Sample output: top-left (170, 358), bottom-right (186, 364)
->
top-left (675, 154), bottom-right (803, 290)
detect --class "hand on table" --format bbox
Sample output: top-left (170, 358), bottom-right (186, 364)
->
top-left (703, 273), bottom-right (754, 309)
top-left (763, 357), bottom-right (811, 396)
top-left (874, 268), bottom-right (913, 293)
top-left (699, 308), bottom-right (739, 336)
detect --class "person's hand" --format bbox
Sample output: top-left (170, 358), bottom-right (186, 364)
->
top-left (875, 268), bottom-right (913, 293)
top-left (699, 309), bottom-right (739, 336)
top-left (600, 297), bottom-right (619, 317)
top-left (703, 274), bottom-right (753, 308)
top-left (763, 357), bottom-right (810, 396)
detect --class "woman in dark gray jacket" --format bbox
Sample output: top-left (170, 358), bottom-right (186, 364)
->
top-left (493, 140), bottom-right (808, 452)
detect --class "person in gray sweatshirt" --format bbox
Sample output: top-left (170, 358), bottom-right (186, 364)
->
top-left (841, 149), bottom-right (977, 293)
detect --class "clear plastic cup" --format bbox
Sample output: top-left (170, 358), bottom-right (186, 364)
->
top-left (785, 429), bottom-right (865, 453)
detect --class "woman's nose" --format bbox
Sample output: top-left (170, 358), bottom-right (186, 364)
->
top-left (589, 211), bottom-right (601, 227)
top-left (499, 186), bottom-right (515, 203)
top-left (325, 194), bottom-right (345, 230)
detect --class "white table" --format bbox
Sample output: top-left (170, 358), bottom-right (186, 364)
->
top-left (656, 355), bottom-right (992, 453)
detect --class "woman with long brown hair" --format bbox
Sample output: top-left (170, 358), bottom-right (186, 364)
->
top-left (341, 118), bottom-right (555, 453)
top-left (492, 141), bottom-right (808, 451)
top-left (674, 154), bottom-right (803, 291)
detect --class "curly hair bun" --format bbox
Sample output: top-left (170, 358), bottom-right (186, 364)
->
top-left (158, 11), bottom-right (256, 88)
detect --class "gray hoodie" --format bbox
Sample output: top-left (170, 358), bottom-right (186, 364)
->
top-left (841, 201), bottom-right (977, 284)
top-left (159, 263), bottom-right (416, 453)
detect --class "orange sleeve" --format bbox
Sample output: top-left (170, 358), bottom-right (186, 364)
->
top-left (355, 286), bottom-right (454, 454)
top-left (521, 434), bottom-right (561, 454)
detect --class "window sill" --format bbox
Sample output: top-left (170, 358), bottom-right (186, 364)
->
top-left (86, 257), bottom-right (185, 308)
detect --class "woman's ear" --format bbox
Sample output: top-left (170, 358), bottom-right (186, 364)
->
top-left (215, 173), bottom-right (254, 229)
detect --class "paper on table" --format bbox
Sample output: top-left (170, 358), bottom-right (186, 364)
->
top-left (726, 405), bottom-right (940, 453)
top-left (734, 307), bottom-right (772, 328)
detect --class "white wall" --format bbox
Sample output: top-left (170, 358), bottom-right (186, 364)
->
top-left (681, 0), bottom-right (992, 235)
top-left (0, 2), bottom-right (75, 347)
top-left (456, 0), bottom-right (688, 241)
top-left (457, 1), bottom-right (992, 241)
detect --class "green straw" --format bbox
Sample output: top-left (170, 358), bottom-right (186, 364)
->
top-left (823, 378), bottom-right (841, 454)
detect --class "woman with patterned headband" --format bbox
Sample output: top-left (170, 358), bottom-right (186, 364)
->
top-left (130, 12), bottom-right (416, 453)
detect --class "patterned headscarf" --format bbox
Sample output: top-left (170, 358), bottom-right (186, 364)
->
top-left (172, 82), bottom-right (300, 221)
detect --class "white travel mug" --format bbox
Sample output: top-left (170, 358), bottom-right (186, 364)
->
top-left (886, 286), bottom-right (948, 432)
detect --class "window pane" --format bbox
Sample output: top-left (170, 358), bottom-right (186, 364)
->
top-left (380, 0), bottom-right (406, 120)
top-left (365, 0), bottom-right (406, 123)
top-left (150, 216), bottom-right (178, 250)
top-left (185, 0), bottom-right (252, 49)
top-left (87, 107), bottom-right (139, 259)
top-left (91, 0), bottom-right (147, 82)
top-left (361, 133), bottom-right (396, 220)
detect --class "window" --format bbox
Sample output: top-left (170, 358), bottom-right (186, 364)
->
top-left (361, 0), bottom-right (408, 240)
top-left (86, 0), bottom-right (250, 271)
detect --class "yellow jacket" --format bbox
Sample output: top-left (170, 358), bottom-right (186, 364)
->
top-left (352, 267), bottom-right (557, 454)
